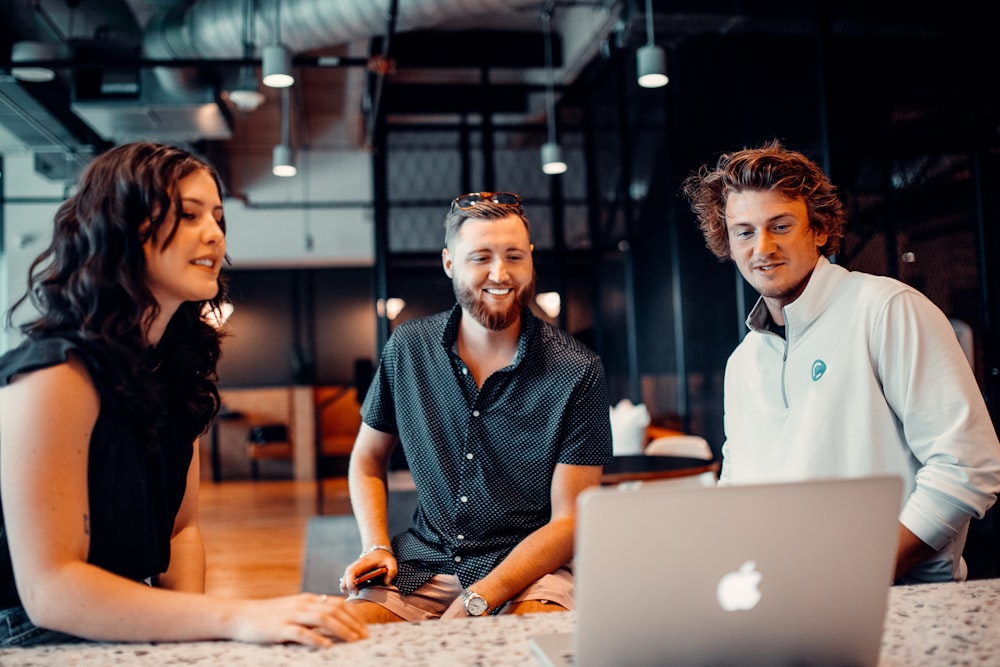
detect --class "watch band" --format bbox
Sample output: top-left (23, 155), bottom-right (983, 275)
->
top-left (461, 589), bottom-right (490, 616)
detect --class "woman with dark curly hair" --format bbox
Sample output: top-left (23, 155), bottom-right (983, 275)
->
top-left (0, 142), bottom-right (365, 647)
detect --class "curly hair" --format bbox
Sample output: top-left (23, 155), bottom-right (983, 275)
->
top-left (680, 140), bottom-right (846, 260)
top-left (6, 142), bottom-right (228, 447)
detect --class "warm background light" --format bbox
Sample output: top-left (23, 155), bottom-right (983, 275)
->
top-left (201, 302), bottom-right (235, 328)
top-left (377, 297), bottom-right (406, 320)
top-left (535, 292), bottom-right (561, 319)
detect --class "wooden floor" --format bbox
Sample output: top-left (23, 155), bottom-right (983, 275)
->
top-left (198, 477), bottom-right (353, 599)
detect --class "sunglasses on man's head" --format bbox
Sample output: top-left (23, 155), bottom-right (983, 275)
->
top-left (450, 191), bottom-right (523, 214)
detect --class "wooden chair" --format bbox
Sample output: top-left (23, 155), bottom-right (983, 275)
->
top-left (246, 423), bottom-right (293, 480)
top-left (313, 386), bottom-right (363, 513)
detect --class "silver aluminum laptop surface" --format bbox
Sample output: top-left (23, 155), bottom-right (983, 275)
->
top-left (530, 475), bottom-right (903, 667)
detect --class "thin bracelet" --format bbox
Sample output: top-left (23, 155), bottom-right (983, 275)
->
top-left (360, 544), bottom-right (393, 558)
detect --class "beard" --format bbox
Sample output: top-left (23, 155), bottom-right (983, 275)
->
top-left (453, 272), bottom-right (537, 331)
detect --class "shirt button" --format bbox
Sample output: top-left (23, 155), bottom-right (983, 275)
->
top-left (457, 534), bottom-right (465, 540)
top-left (460, 496), bottom-right (468, 503)
top-left (472, 410), bottom-right (480, 417)
top-left (454, 556), bottom-right (462, 563)
top-left (466, 453), bottom-right (474, 460)
top-left (462, 368), bottom-right (468, 375)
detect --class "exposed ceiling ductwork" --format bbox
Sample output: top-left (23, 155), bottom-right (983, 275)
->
top-left (2, 0), bottom-right (615, 157)
top-left (138, 0), bottom-right (544, 94)
top-left (141, 0), bottom-right (544, 60)
top-left (66, 0), bottom-right (572, 146)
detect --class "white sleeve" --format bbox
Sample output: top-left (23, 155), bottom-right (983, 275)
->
top-left (875, 290), bottom-right (1000, 549)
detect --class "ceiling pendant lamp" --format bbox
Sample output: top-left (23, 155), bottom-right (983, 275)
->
top-left (540, 4), bottom-right (567, 176)
top-left (262, 44), bottom-right (293, 88)
top-left (272, 144), bottom-right (296, 177)
top-left (636, 0), bottom-right (668, 88)
top-left (230, 66), bottom-right (265, 111)
top-left (11, 40), bottom-right (57, 82)
top-left (228, 0), bottom-right (264, 110)
top-left (541, 142), bottom-right (566, 176)
top-left (262, 0), bottom-right (294, 88)
top-left (272, 87), bottom-right (296, 176)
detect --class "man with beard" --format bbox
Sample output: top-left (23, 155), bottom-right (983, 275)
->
top-left (340, 192), bottom-right (613, 621)
top-left (681, 141), bottom-right (1000, 583)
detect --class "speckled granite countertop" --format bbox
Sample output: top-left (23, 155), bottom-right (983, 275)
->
top-left (2, 578), bottom-right (998, 666)
top-left (878, 578), bottom-right (1000, 666)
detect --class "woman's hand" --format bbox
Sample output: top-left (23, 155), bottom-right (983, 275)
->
top-left (228, 593), bottom-right (367, 647)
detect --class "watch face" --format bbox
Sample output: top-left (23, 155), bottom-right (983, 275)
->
top-left (465, 593), bottom-right (488, 616)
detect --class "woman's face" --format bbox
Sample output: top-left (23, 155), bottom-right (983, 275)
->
top-left (142, 168), bottom-right (226, 315)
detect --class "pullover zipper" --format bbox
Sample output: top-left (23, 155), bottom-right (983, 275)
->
top-left (780, 333), bottom-right (790, 409)
top-left (778, 307), bottom-right (790, 409)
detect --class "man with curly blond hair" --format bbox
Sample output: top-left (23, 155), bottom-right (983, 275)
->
top-left (682, 140), bottom-right (1000, 583)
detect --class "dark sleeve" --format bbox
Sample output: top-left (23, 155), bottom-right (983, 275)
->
top-left (557, 353), bottom-right (614, 466)
top-left (0, 337), bottom-right (84, 386)
top-left (360, 333), bottom-right (399, 434)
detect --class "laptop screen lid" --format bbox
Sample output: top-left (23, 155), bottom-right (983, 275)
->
top-left (548, 474), bottom-right (902, 667)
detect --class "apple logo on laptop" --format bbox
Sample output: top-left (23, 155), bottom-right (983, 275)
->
top-left (716, 560), bottom-right (762, 611)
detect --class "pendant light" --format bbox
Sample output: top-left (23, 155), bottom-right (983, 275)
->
top-left (11, 41), bottom-right (57, 82)
top-left (272, 87), bottom-right (296, 176)
top-left (229, 0), bottom-right (264, 110)
top-left (636, 0), bottom-right (668, 88)
top-left (540, 5), bottom-right (567, 176)
top-left (262, 0), bottom-right (294, 88)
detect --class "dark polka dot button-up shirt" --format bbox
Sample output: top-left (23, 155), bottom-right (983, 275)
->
top-left (361, 305), bottom-right (614, 595)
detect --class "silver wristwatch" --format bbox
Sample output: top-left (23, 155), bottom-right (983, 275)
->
top-left (461, 589), bottom-right (489, 616)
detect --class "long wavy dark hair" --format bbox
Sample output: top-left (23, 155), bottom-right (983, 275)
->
top-left (5, 142), bottom-right (228, 447)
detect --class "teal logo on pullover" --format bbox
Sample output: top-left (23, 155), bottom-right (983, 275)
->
top-left (811, 360), bottom-right (827, 381)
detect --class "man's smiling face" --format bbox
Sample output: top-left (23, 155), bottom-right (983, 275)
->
top-left (442, 213), bottom-right (535, 332)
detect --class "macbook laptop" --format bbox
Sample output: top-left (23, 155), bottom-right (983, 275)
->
top-left (530, 474), bottom-right (903, 667)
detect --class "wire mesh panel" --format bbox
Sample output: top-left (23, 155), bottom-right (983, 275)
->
top-left (386, 205), bottom-right (443, 254)
top-left (386, 131), bottom-right (464, 203)
top-left (384, 125), bottom-right (588, 253)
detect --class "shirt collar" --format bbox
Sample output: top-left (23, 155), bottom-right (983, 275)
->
top-left (746, 255), bottom-right (838, 334)
top-left (440, 303), bottom-right (537, 368)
